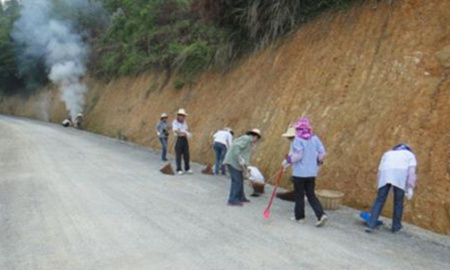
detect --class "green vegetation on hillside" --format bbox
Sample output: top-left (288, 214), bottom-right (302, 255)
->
top-left (95, 0), bottom-right (223, 83)
top-left (0, 0), bottom-right (353, 94)
top-left (95, 0), bottom-right (352, 84)
top-left (0, 0), bottom-right (22, 94)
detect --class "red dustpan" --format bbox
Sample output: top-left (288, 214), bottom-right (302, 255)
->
top-left (263, 167), bottom-right (284, 219)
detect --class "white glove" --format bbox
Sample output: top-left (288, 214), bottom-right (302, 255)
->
top-left (405, 187), bottom-right (414, 200)
top-left (238, 156), bottom-right (246, 167)
top-left (282, 160), bottom-right (291, 169)
top-left (157, 132), bottom-right (161, 137)
top-left (186, 132), bottom-right (193, 139)
top-left (243, 168), bottom-right (250, 179)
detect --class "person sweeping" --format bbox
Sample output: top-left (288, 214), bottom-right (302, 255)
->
top-left (275, 125), bottom-right (297, 201)
top-left (172, 109), bottom-right (192, 175)
top-left (212, 128), bottom-right (234, 175)
top-left (365, 144), bottom-right (418, 233)
top-left (223, 129), bottom-right (262, 206)
top-left (282, 117), bottom-right (328, 227)
top-left (156, 113), bottom-right (171, 161)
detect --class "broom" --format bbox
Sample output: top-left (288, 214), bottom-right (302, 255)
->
top-left (263, 167), bottom-right (285, 219)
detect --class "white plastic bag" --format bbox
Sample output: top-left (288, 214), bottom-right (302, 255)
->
top-left (405, 187), bottom-right (414, 200)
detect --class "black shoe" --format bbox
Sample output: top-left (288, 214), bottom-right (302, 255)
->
top-left (227, 202), bottom-right (243, 207)
top-left (392, 225), bottom-right (403, 233)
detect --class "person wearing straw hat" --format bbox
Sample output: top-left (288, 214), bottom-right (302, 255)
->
top-left (275, 125), bottom-right (297, 201)
top-left (223, 129), bottom-right (262, 206)
top-left (365, 144), bottom-right (418, 233)
top-left (282, 117), bottom-right (328, 226)
top-left (212, 127), bottom-right (234, 175)
top-left (172, 108), bottom-right (192, 174)
top-left (156, 113), bottom-right (171, 161)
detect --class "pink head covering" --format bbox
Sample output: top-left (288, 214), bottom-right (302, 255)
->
top-left (294, 117), bottom-right (313, 140)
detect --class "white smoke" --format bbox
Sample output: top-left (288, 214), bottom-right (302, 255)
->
top-left (36, 95), bottom-right (50, 122)
top-left (12, 0), bottom-right (94, 119)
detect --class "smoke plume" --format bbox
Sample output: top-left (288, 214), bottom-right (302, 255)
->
top-left (36, 95), bottom-right (50, 122)
top-left (12, 0), bottom-right (96, 119)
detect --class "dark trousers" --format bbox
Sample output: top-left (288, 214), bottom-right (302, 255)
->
top-left (159, 137), bottom-right (168, 161)
top-left (175, 137), bottom-right (190, 172)
top-left (227, 165), bottom-right (246, 204)
top-left (368, 184), bottom-right (405, 232)
top-left (293, 177), bottom-right (325, 220)
top-left (213, 142), bottom-right (227, 175)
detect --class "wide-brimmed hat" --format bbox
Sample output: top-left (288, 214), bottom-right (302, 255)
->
top-left (282, 127), bottom-right (296, 138)
top-left (246, 128), bottom-right (262, 139)
top-left (177, 108), bottom-right (188, 116)
top-left (160, 113), bottom-right (168, 118)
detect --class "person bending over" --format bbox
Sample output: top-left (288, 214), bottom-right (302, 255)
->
top-left (365, 144), bottom-right (417, 233)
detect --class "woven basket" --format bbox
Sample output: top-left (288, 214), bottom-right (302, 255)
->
top-left (316, 189), bottom-right (345, 210)
top-left (251, 182), bottom-right (265, 194)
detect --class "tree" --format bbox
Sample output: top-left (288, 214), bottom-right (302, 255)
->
top-left (3, 0), bottom-right (20, 17)
top-left (94, 0), bottom-right (221, 83)
top-left (0, 0), bottom-right (24, 94)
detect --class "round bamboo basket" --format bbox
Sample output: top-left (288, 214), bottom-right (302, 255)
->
top-left (316, 189), bottom-right (345, 210)
top-left (251, 181), bottom-right (265, 194)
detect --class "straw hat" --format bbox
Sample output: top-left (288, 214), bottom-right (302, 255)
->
top-left (161, 113), bottom-right (168, 118)
top-left (282, 127), bottom-right (296, 138)
top-left (246, 128), bottom-right (262, 139)
top-left (177, 108), bottom-right (188, 116)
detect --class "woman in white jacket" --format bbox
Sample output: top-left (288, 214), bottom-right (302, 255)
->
top-left (365, 144), bottom-right (418, 233)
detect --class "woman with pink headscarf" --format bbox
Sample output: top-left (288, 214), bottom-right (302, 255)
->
top-left (282, 117), bottom-right (328, 227)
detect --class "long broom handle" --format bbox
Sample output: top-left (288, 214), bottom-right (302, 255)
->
top-left (264, 167), bottom-right (284, 211)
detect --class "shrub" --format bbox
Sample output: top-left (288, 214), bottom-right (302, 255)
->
top-left (94, 0), bottom-right (222, 81)
top-left (173, 79), bottom-right (185, 90)
top-left (193, 0), bottom-right (353, 68)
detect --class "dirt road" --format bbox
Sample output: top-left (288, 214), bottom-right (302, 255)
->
top-left (0, 115), bottom-right (449, 270)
